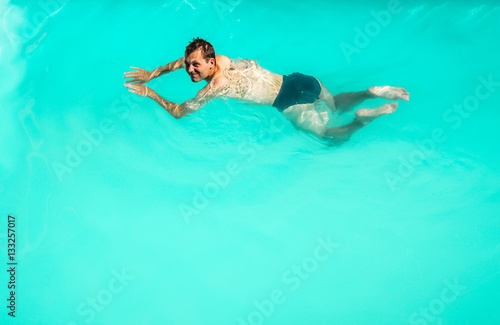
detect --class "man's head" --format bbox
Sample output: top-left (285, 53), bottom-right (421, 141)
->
top-left (184, 38), bottom-right (216, 83)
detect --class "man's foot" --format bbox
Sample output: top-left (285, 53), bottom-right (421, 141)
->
top-left (355, 103), bottom-right (398, 125)
top-left (368, 86), bottom-right (410, 101)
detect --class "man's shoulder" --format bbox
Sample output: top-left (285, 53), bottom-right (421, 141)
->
top-left (216, 54), bottom-right (232, 64)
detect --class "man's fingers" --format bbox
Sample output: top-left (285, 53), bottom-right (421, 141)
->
top-left (124, 71), bottom-right (148, 83)
top-left (124, 72), bottom-right (140, 78)
top-left (125, 82), bottom-right (147, 97)
top-left (125, 83), bottom-right (141, 91)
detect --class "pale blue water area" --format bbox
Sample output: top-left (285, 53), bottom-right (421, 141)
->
top-left (1, 0), bottom-right (500, 324)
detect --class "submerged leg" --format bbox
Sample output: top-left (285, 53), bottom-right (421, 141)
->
top-left (368, 86), bottom-right (410, 101)
top-left (323, 103), bottom-right (398, 142)
top-left (334, 90), bottom-right (374, 113)
top-left (334, 86), bottom-right (410, 113)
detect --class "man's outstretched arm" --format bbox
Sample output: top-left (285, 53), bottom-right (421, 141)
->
top-left (149, 88), bottom-right (187, 119)
top-left (151, 57), bottom-right (186, 79)
top-left (125, 82), bottom-right (221, 119)
top-left (123, 57), bottom-right (185, 84)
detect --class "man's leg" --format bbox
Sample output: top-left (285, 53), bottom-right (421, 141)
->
top-left (334, 90), bottom-right (374, 113)
top-left (318, 82), bottom-right (409, 114)
top-left (323, 103), bottom-right (398, 142)
top-left (335, 87), bottom-right (409, 112)
top-left (282, 103), bottom-right (331, 139)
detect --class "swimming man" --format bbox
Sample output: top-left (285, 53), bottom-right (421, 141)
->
top-left (124, 38), bottom-right (409, 142)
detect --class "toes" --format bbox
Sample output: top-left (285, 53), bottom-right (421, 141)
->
top-left (386, 103), bottom-right (398, 113)
top-left (396, 89), bottom-right (409, 101)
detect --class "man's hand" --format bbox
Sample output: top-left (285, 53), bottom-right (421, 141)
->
top-left (123, 66), bottom-right (157, 84)
top-left (125, 83), bottom-right (152, 97)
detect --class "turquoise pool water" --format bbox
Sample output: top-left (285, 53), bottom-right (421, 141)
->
top-left (1, 0), bottom-right (500, 324)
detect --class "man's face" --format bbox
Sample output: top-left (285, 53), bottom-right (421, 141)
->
top-left (185, 49), bottom-right (215, 83)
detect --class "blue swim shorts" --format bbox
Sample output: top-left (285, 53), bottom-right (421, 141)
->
top-left (272, 72), bottom-right (322, 112)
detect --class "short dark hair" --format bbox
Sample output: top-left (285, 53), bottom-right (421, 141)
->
top-left (185, 37), bottom-right (216, 62)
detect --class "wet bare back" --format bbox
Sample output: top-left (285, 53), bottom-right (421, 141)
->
top-left (197, 55), bottom-right (284, 108)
